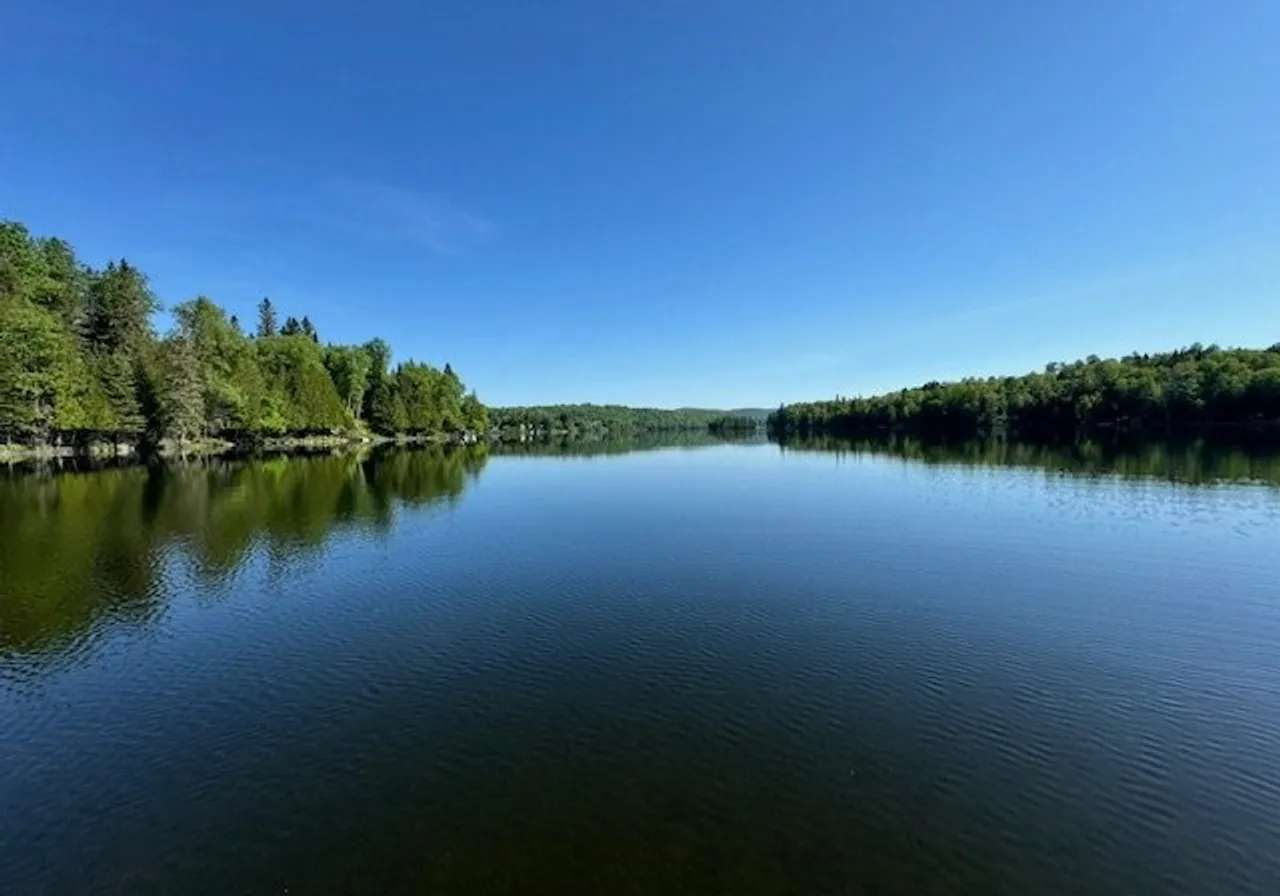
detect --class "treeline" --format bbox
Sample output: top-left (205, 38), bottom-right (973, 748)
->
top-left (769, 344), bottom-right (1280, 439)
top-left (707, 414), bottom-right (761, 434)
top-left (491, 430), bottom-right (740, 458)
top-left (489, 404), bottom-right (729, 438)
top-left (0, 220), bottom-right (486, 451)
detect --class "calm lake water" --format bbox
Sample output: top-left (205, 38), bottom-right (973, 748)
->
top-left (2, 439), bottom-right (1280, 894)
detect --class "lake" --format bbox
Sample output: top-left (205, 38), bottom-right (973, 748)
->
top-left (2, 439), bottom-right (1279, 894)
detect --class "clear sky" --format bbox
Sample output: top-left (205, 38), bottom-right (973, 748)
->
top-left (3, 0), bottom-right (1278, 408)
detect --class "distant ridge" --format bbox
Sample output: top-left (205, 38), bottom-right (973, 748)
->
top-left (672, 407), bottom-right (769, 419)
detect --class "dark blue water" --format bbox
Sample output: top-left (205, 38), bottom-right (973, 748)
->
top-left (2, 441), bottom-right (1279, 894)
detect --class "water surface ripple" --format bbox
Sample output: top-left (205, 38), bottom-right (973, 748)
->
top-left (2, 442), bottom-right (1279, 894)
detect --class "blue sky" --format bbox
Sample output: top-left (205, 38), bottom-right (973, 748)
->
top-left (4, 0), bottom-right (1278, 408)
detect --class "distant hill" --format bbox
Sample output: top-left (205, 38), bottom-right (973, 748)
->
top-left (488, 405), bottom-right (771, 437)
top-left (674, 407), bottom-right (771, 421)
top-left (491, 405), bottom-right (730, 435)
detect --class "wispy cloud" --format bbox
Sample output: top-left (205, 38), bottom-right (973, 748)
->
top-left (154, 179), bottom-right (493, 257)
top-left (926, 260), bottom-right (1202, 328)
top-left (316, 179), bottom-right (493, 255)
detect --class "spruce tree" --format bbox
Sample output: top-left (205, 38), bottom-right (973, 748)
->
top-left (256, 298), bottom-right (277, 338)
top-left (159, 336), bottom-right (206, 444)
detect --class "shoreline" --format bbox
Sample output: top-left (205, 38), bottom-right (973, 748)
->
top-left (0, 431), bottom-right (482, 465)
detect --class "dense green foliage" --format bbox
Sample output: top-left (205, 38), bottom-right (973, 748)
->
top-left (707, 414), bottom-right (762, 434)
top-left (770, 344), bottom-right (1280, 439)
top-left (489, 404), bottom-right (730, 438)
top-left (0, 220), bottom-right (487, 449)
top-left (491, 430), bottom-right (749, 458)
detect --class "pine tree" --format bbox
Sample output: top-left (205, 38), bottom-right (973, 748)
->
top-left (158, 336), bottom-right (206, 445)
top-left (367, 376), bottom-right (408, 433)
top-left (34, 237), bottom-right (88, 328)
top-left (0, 300), bottom-right (67, 441)
top-left (94, 351), bottom-right (144, 434)
top-left (256, 297), bottom-right (277, 338)
top-left (84, 260), bottom-right (156, 355)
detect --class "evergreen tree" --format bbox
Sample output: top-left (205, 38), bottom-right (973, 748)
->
top-left (394, 362), bottom-right (437, 432)
top-left (368, 376), bottom-right (409, 433)
top-left (256, 298), bottom-right (277, 338)
top-left (33, 237), bottom-right (87, 327)
top-left (172, 297), bottom-right (269, 433)
top-left (361, 339), bottom-right (393, 422)
top-left (84, 261), bottom-right (156, 355)
top-left (0, 301), bottom-right (80, 441)
top-left (93, 350), bottom-right (144, 434)
top-left (0, 222), bottom-right (42, 303)
top-left (158, 336), bottom-right (206, 444)
top-left (256, 334), bottom-right (349, 431)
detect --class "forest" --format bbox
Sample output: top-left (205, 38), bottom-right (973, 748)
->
top-left (0, 220), bottom-right (487, 452)
top-left (707, 414), bottom-right (763, 434)
top-left (769, 344), bottom-right (1280, 439)
top-left (12, 217), bottom-right (1278, 456)
top-left (488, 404), bottom-right (734, 438)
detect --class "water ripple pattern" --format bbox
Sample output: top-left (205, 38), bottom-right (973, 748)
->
top-left (1, 442), bottom-right (1279, 894)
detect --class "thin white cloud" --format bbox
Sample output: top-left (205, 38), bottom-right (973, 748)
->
top-left (318, 179), bottom-right (493, 255)
top-left (926, 260), bottom-right (1202, 328)
top-left (153, 180), bottom-right (493, 257)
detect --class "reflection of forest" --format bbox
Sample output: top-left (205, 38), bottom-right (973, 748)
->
top-left (0, 446), bottom-right (488, 659)
top-left (779, 434), bottom-right (1280, 485)
top-left (6, 434), bottom-right (1275, 664)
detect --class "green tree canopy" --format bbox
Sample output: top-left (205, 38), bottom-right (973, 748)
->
top-left (0, 218), bottom-right (489, 448)
top-left (769, 344), bottom-right (1280, 439)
